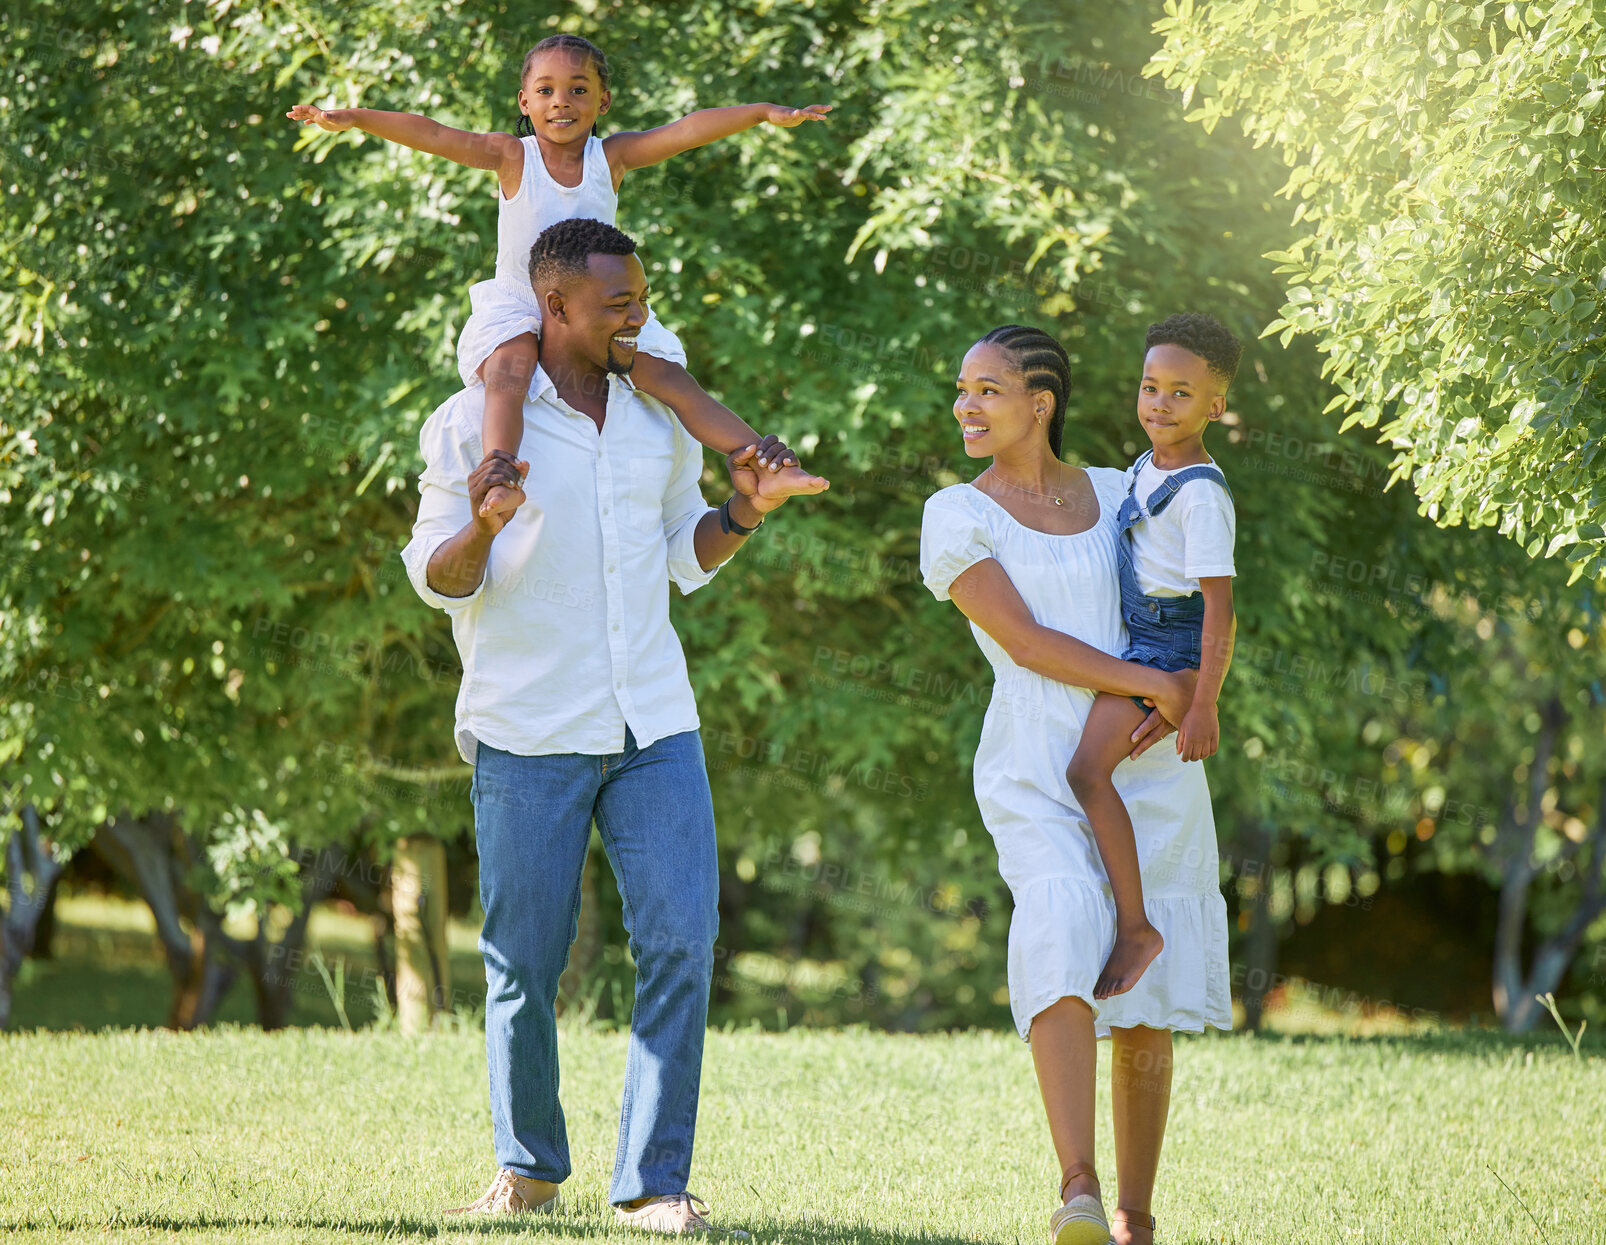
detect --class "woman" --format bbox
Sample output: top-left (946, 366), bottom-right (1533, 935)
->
top-left (918, 325), bottom-right (1232, 1245)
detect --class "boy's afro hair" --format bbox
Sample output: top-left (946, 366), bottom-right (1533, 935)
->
top-left (1145, 313), bottom-right (1243, 387)
top-left (528, 217), bottom-right (637, 292)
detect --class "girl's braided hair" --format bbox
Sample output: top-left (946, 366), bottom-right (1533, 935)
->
top-left (977, 324), bottom-right (1072, 458)
top-left (516, 35), bottom-right (611, 138)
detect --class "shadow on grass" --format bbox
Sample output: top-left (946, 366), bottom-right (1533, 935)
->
top-left (1211, 1026), bottom-right (1604, 1056)
top-left (2, 1212), bottom-right (985, 1245)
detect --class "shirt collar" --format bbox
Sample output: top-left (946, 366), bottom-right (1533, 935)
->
top-left (529, 362), bottom-right (640, 408)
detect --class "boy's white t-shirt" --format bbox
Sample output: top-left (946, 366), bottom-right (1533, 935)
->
top-left (1125, 454), bottom-right (1236, 597)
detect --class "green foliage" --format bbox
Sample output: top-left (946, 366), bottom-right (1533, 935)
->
top-left (1149, 0), bottom-right (1606, 577)
top-left (3, 0), bottom-right (1604, 1026)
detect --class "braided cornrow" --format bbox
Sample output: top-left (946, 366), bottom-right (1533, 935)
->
top-left (516, 35), bottom-right (612, 138)
top-left (978, 324), bottom-right (1072, 458)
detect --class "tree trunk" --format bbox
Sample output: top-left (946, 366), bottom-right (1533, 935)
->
top-left (90, 812), bottom-right (242, 1029)
top-left (242, 846), bottom-right (346, 1029)
top-left (28, 870), bottom-right (61, 961)
top-left (1490, 696), bottom-right (1563, 1032)
top-left (1238, 821), bottom-right (1281, 1032)
top-left (1494, 771), bottom-right (1606, 1034)
top-left (393, 836), bottom-right (450, 1034)
top-left (1, 804), bottom-right (66, 1030)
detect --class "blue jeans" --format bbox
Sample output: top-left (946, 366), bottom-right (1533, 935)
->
top-left (471, 727), bottom-right (719, 1204)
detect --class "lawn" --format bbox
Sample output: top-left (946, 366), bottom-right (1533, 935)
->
top-left (5, 1020), bottom-right (1602, 1244)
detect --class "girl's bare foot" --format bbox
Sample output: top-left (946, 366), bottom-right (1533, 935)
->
top-left (479, 481), bottom-right (525, 520)
top-left (1093, 924), bottom-right (1163, 999)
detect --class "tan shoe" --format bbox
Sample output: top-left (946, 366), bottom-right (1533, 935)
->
top-left (1050, 1194), bottom-right (1112, 1245)
top-left (615, 1191), bottom-right (747, 1238)
top-left (1050, 1161), bottom-right (1110, 1245)
top-left (445, 1168), bottom-right (560, 1214)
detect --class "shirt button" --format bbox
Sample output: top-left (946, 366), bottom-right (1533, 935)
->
top-left (602, 507), bottom-right (610, 516)
top-left (607, 565), bottom-right (616, 574)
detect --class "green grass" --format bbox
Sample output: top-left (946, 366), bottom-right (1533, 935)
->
top-left (4, 1022), bottom-right (1602, 1244)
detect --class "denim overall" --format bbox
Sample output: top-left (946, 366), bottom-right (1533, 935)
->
top-left (1117, 449), bottom-right (1233, 708)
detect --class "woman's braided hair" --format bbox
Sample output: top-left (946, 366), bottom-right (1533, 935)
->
top-left (516, 35), bottom-right (611, 138)
top-left (977, 324), bottom-right (1072, 458)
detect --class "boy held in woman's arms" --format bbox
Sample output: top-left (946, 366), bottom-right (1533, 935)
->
top-left (1066, 313), bottom-right (1241, 1002)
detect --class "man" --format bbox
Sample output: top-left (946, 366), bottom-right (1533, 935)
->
top-left (399, 217), bottom-right (826, 1233)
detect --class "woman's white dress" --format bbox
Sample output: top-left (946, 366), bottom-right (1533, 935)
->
top-left (920, 470), bottom-right (1233, 1040)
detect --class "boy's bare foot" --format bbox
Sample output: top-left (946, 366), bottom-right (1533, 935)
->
top-left (479, 481), bottom-right (526, 520)
top-left (1093, 924), bottom-right (1164, 999)
top-left (760, 461), bottom-right (830, 500)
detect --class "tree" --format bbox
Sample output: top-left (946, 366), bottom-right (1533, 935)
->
top-left (1148, 0), bottom-right (1606, 578)
top-left (0, 804), bottom-right (64, 1029)
top-left (1373, 556), bottom-right (1606, 1033)
top-left (6, 0), bottom-right (1596, 1033)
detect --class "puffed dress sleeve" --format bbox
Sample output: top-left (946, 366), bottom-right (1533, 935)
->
top-left (920, 487), bottom-right (995, 602)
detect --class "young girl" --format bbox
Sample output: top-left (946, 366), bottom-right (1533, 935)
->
top-left (289, 34), bottom-right (830, 519)
top-left (1064, 312), bottom-right (1240, 1004)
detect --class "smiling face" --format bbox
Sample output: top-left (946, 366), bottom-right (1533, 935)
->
top-left (541, 251), bottom-right (648, 375)
top-left (518, 47), bottom-right (609, 144)
top-left (1138, 343), bottom-right (1225, 456)
top-left (953, 342), bottom-right (1054, 459)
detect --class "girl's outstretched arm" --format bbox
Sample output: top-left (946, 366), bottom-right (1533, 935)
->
top-left (602, 102), bottom-right (831, 186)
top-left (287, 105), bottom-right (522, 190)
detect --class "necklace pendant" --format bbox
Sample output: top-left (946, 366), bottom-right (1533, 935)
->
top-left (1054, 497), bottom-right (1064, 506)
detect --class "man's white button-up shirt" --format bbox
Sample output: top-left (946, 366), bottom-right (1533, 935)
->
top-left (399, 366), bottom-right (720, 764)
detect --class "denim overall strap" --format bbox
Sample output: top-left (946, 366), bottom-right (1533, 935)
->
top-left (1115, 451), bottom-right (1151, 605)
top-left (1115, 449), bottom-right (1153, 535)
top-left (1142, 463), bottom-right (1233, 518)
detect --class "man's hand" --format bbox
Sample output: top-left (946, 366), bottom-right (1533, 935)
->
top-left (1177, 699), bottom-right (1220, 762)
top-left (727, 444), bottom-right (829, 515)
top-left (469, 450), bottom-right (531, 536)
top-left (286, 104), bottom-right (354, 132)
top-left (764, 103), bottom-right (833, 128)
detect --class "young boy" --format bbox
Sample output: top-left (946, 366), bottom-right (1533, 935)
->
top-left (1064, 312), bottom-right (1241, 1001)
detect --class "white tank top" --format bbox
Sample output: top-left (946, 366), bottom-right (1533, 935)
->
top-left (493, 133), bottom-right (618, 292)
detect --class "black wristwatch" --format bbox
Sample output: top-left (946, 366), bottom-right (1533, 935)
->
top-left (719, 496), bottom-right (764, 536)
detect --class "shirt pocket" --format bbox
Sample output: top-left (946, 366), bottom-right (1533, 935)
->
top-left (625, 448), bottom-right (677, 532)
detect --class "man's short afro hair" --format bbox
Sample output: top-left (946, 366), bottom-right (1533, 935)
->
top-left (528, 217), bottom-right (638, 294)
top-left (1145, 312), bottom-right (1243, 388)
